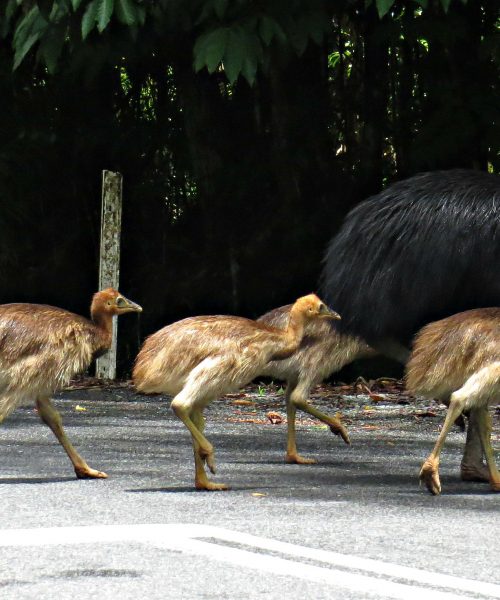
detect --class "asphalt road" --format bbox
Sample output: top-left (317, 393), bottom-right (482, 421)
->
top-left (0, 381), bottom-right (499, 600)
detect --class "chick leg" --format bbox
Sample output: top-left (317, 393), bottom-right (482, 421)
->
top-left (285, 381), bottom-right (350, 464)
top-left (419, 391), bottom-right (465, 495)
top-left (171, 397), bottom-right (215, 472)
top-left (460, 410), bottom-right (489, 482)
top-left (419, 364), bottom-right (498, 496)
top-left (285, 382), bottom-right (316, 464)
top-left (284, 383), bottom-right (302, 463)
top-left (475, 407), bottom-right (500, 492)
top-left (191, 410), bottom-right (228, 491)
top-left (171, 356), bottom-right (238, 489)
top-left (36, 397), bottom-right (107, 479)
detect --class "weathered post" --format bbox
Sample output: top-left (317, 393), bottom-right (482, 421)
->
top-left (96, 170), bottom-right (123, 380)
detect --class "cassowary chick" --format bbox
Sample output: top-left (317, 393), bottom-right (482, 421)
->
top-left (133, 294), bottom-right (339, 491)
top-left (258, 304), bottom-right (375, 464)
top-left (406, 308), bottom-right (500, 495)
top-left (0, 288), bottom-right (142, 478)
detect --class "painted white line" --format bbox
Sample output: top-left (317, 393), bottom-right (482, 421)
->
top-left (0, 524), bottom-right (498, 600)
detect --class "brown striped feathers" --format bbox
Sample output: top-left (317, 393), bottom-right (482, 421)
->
top-left (0, 288), bottom-right (142, 478)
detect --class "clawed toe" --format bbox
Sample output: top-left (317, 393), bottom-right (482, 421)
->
top-left (419, 459), bottom-right (441, 495)
top-left (286, 453), bottom-right (317, 465)
top-left (195, 480), bottom-right (229, 491)
top-left (199, 447), bottom-right (216, 474)
top-left (329, 422), bottom-right (351, 445)
top-left (75, 466), bottom-right (108, 479)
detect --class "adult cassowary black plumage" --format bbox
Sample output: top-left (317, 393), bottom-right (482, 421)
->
top-left (321, 169), bottom-right (500, 482)
top-left (322, 169), bottom-right (500, 359)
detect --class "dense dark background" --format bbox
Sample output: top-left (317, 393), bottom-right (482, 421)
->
top-left (0, 0), bottom-right (498, 372)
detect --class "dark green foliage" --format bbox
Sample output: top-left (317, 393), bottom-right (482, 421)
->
top-left (0, 0), bottom-right (498, 372)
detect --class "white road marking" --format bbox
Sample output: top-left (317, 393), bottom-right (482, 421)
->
top-left (1, 523), bottom-right (498, 600)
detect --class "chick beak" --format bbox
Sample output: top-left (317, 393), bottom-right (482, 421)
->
top-left (119, 296), bottom-right (143, 313)
top-left (320, 304), bottom-right (341, 320)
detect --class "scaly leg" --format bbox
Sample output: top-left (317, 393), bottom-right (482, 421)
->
top-left (285, 382), bottom-right (315, 464)
top-left (460, 410), bottom-right (489, 482)
top-left (419, 365), bottom-right (500, 495)
top-left (475, 407), bottom-right (500, 492)
top-left (419, 392), bottom-right (465, 495)
top-left (171, 399), bottom-right (216, 473)
top-left (285, 381), bottom-right (350, 465)
top-left (36, 397), bottom-right (107, 479)
top-left (170, 358), bottom-right (233, 490)
top-left (191, 410), bottom-right (228, 491)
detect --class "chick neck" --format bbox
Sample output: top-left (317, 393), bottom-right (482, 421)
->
top-left (280, 304), bottom-right (308, 354)
top-left (90, 300), bottom-right (114, 348)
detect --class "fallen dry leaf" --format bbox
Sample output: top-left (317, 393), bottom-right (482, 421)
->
top-left (415, 410), bottom-right (438, 418)
top-left (251, 492), bottom-right (267, 497)
top-left (231, 399), bottom-right (256, 406)
top-left (227, 417), bottom-right (266, 424)
top-left (74, 405), bottom-right (87, 412)
top-left (266, 411), bottom-right (283, 425)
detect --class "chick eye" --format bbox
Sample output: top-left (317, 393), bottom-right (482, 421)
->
top-left (106, 301), bottom-right (112, 307)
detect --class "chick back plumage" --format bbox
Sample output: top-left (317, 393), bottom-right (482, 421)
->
top-left (0, 303), bottom-right (109, 419)
top-left (258, 304), bottom-right (374, 386)
top-left (134, 314), bottom-right (295, 397)
top-left (406, 307), bottom-right (500, 404)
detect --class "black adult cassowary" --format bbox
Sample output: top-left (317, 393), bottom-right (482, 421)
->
top-left (322, 169), bottom-right (500, 359)
top-left (321, 169), bottom-right (500, 482)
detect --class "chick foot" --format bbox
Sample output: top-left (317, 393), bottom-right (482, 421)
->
top-left (328, 417), bottom-right (350, 445)
top-left (286, 453), bottom-right (317, 465)
top-left (75, 465), bottom-right (108, 479)
top-left (419, 457), bottom-right (441, 495)
top-left (195, 479), bottom-right (230, 491)
top-left (199, 446), bottom-right (216, 474)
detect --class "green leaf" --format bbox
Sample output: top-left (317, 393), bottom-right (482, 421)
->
top-left (193, 27), bottom-right (229, 73)
top-left (38, 21), bottom-right (65, 73)
top-left (13, 32), bottom-right (40, 69)
top-left (375, 0), bottom-right (394, 18)
top-left (258, 15), bottom-right (286, 46)
top-left (241, 55), bottom-right (257, 86)
top-left (136, 5), bottom-right (146, 26)
top-left (97, 0), bottom-right (114, 32)
top-left (71, 0), bottom-right (83, 10)
top-left (81, 0), bottom-right (98, 38)
top-left (1, 0), bottom-right (19, 39)
top-left (223, 26), bottom-right (262, 85)
top-left (12, 5), bottom-right (49, 68)
top-left (240, 27), bottom-right (262, 85)
top-left (115, 0), bottom-right (136, 26)
top-left (6, 0), bottom-right (18, 21)
top-left (223, 29), bottom-right (245, 83)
